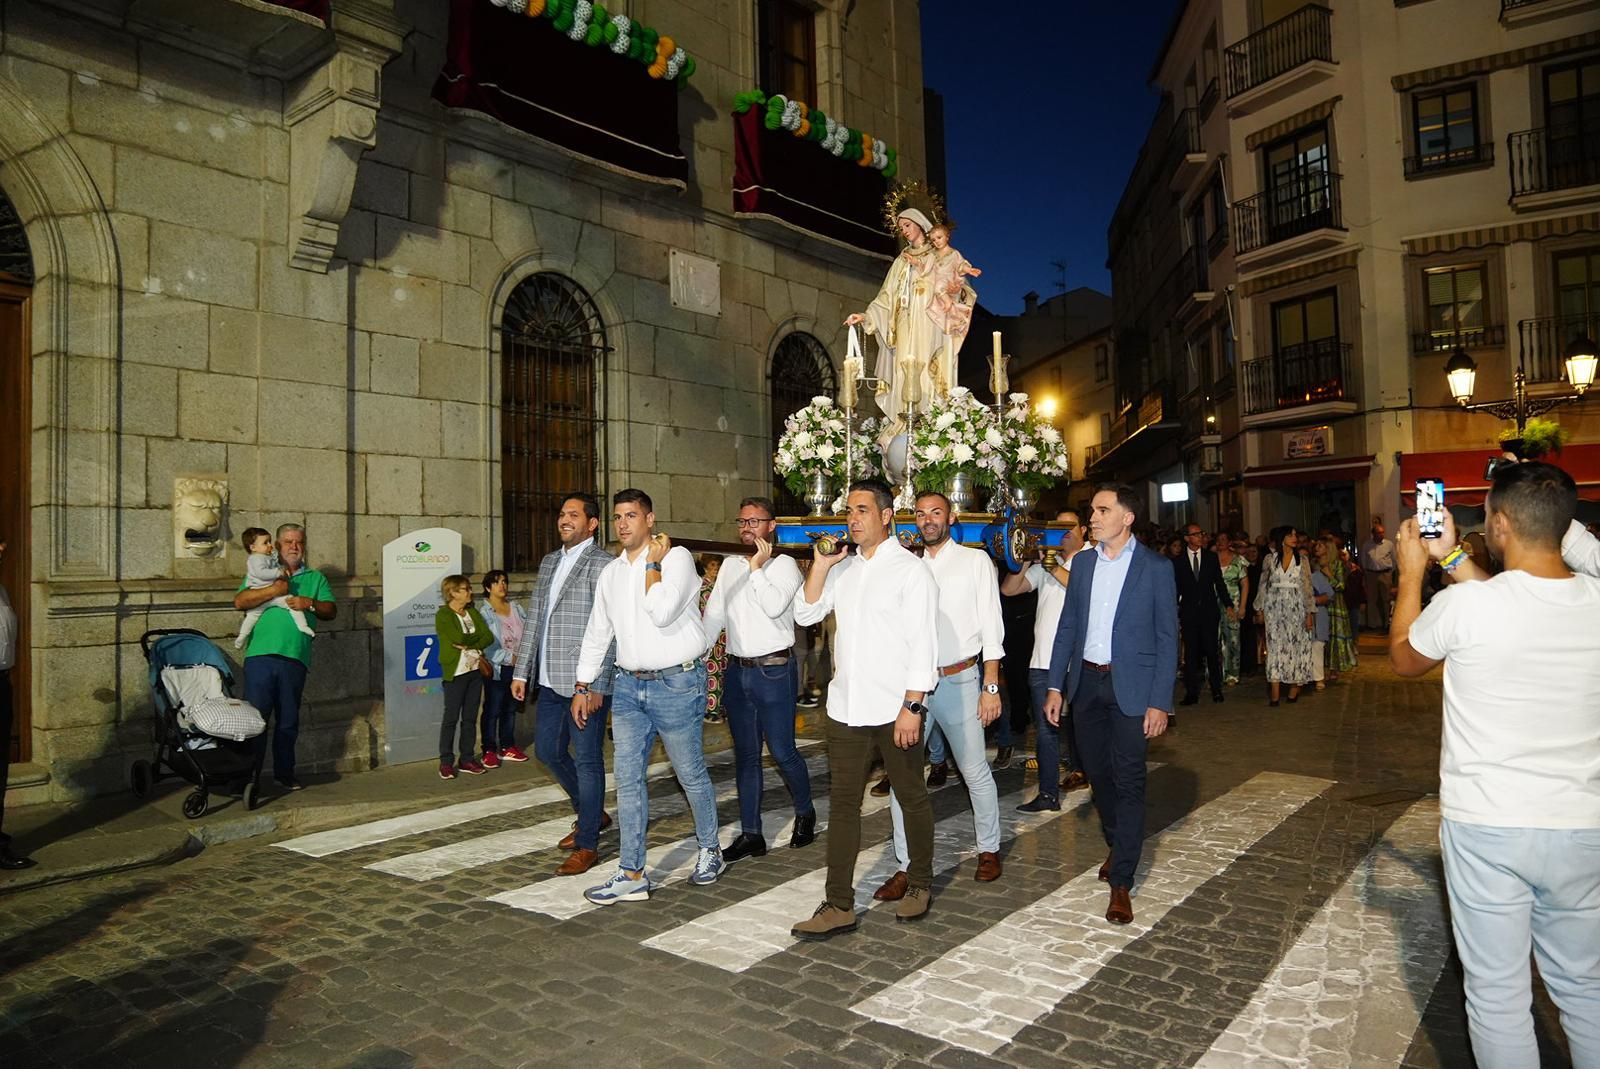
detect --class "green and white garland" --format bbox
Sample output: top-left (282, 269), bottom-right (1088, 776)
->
top-left (732, 91), bottom-right (898, 177)
top-left (488, 0), bottom-right (696, 87)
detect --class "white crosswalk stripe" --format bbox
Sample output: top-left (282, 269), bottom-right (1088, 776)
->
top-left (487, 774), bottom-right (895, 921)
top-left (639, 772), bottom-right (1136, 973)
top-left (273, 743), bottom-right (797, 858)
top-left (1194, 800), bottom-right (1450, 1069)
top-left (368, 753), bottom-right (831, 881)
top-left (848, 771), bottom-right (1333, 1055)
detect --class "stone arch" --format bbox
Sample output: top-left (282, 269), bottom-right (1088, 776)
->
top-left (765, 316), bottom-right (840, 512)
top-left (0, 73), bottom-right (122, 579)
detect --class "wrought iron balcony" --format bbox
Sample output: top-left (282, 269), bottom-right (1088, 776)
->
top-left (1411, 324), bottom-right (1506, 355)
top-left (1233, 169), bottom-right (1343, 255)
top-left (1519, 314), bottom-right (1599, 385)
top-left (1224, 4), bottom-right (1333, 100)
top-left (1403, 141), bottom-right (1494, 178)
top-left (1198, 77), bottom-right (1220, 120)
top-left (1508, 119), bottom-right (1600, 199)
top-left (1241, 339), bottom-right (1353, 416)
top-left (1170, 108), bottom-right (1201, 160)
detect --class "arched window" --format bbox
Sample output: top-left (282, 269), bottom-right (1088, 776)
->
top-left (768, 332), bottom-right (836, 515)
top-left (0, 186), bottom-right (32, 764)
top-left (500, 273), bottom-right (607, 571)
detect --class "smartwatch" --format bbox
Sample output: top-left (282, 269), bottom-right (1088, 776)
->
top-left (903, 700), bottom-right (928, 717)
top-left (983, 682), bottom-right (1000, 695)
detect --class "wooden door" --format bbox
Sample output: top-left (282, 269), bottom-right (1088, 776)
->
top-left (0, 280), bottom-right (29, 763)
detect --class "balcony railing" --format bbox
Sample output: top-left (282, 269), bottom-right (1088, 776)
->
top-left (1519, 313), bottom-right (1599, 384)
top-left (1198, 77), bottom-right (1220, 120)
top-left (1169, 108), bottom-right (1201, 164)
top-left (1403, 141), bottom-right (1494, 178)
top-left (1411, 323), bottom-right (1506, 354)
top-left (1085, 442), bottom-right (1106, 470)
top-left (1241, 339), bottom-right (1353, 416)
top-left (1233, 168), bottom-right (1343, 254)
top-left (1180, 392), bottom-right (1219, 443)
top-left (1224, 4), bottom-right (1333, 99)
top-left (1509, 119), bottom-right (1600, 198)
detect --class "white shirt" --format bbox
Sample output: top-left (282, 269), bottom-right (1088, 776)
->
top-left (538, 540), bottom-right (589, 689)
top-left (0, 579), bottom-right (15, 672)
top-left (793, 538), bottom-right (938, 726)
top-left (1083, 540), bottom-right (1136, 665)
top-left (576, 545), bottom-right (706, 679)
top-left (1408, 569), bottom-right (1600, 829)
top-left (922, 540), bottom-right (1004, 666)
top-left (1022, 557), bottom-right (1071, 671)
top-left (1562, 519), bottom-right (1600, 578)
top-left (701, 553), bottom-right (803, 658)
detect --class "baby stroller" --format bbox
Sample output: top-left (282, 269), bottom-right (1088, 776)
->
top-left (130, 628), bottom-right (267, 817)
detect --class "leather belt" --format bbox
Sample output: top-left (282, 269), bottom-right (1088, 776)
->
top-left (618, 660), bottom-right (699, 681)
top-left (1082, 660), bottom-right (1112, 673)
top-left (939, 655), bottom-right (979, 677)
top-left (732, 649), bottom-right (793, 668)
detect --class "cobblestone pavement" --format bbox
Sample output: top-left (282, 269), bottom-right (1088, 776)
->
top-left (0, 662), bottom-right (1577, 1069)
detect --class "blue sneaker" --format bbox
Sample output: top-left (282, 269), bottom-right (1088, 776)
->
top-left (583, 868), bottom-right (651, 905)
top-left (688, 846), bottom-right (727, 886)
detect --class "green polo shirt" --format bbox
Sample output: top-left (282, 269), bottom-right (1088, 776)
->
top-left (237, 567), bottom-right (335, 665)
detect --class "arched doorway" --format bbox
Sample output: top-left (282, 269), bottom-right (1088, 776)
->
top-left (499, 272), bottom-right (608, 570)
top-left (769, 332), bottom-right (836, 515)
top-left (0, 189), bottom-right (32, 764)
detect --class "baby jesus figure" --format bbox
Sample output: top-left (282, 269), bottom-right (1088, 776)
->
top-left (922, 223), bottom-right (980, 393)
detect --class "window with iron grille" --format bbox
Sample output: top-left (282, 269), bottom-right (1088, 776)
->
top-left (1423, 264), bottom-right (1485, 350)
top-left (500, 273), bottom-right (608, 572)
top-left (769, 332), bottom-right (836, 515)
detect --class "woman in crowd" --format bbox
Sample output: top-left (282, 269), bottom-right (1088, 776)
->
top-left (478, 570), bottom-right (529, 768)
top-left (1215, 532), bottom-right (1250, 687)
top-left (1315, 535), bottom-right (1357, 682)
top-left (1258, 526), bottom-right (1315, 707)
top-left (434, 574), bottom-right (494, 779)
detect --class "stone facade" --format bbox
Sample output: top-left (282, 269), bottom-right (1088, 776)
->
top-left (0, 0), bottom-right (927, 800)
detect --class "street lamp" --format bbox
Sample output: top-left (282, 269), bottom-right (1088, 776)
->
top-left (1443, 334), bottom-right (1597, 434)
top-left (1037, 396), bottom-right (1059, 419)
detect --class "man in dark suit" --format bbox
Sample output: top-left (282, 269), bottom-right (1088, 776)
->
top-left (1042, 483), bottom-right (1178, 925)
top-left (1175, 523), bottom-right (1232, 706)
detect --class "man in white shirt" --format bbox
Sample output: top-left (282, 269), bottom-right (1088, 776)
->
top-left (572, 489), bottom-right (725, 905)
top-left (1361, 517), bottom-right (1396, 630)
top-left (874, 491), bottom-right (1005, 900)
top-left (1001, 510), bottom-right (1087, 812)
top-left (701, 496), bottom-right (816, 863)
top-left (791, 479), bottom-right (939, 939)
top-left (1390, 461), bottom-right (1600, 1069)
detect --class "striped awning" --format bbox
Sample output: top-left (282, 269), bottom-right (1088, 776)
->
top-left (1239, 249), bottom-right (1359, 297)
top-left (1402, 212), bottom-right (1600, 257)
top-left (1245, 96), bottom-right (1342, 152)
top-left (1391, 30), bottom-right (1600, 92)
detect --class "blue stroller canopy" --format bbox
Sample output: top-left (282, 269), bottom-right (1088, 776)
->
top-left (146, 632), bottom-right (234, 691)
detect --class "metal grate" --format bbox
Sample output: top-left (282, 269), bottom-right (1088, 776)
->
top-left (769, 332), bottom-right (836, 515)
top-left (500, 274), bottom-right (608, 571)
top-left (0, 193), bottom-right (33, 284)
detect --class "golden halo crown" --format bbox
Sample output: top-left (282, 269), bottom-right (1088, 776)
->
top-left (882, 180), bottom-right (948, 239)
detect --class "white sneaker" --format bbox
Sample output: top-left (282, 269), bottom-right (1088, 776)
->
top-left (583, 868), bottom-right (651, 905)
top-left (688, 846), bottom-right (727, 886)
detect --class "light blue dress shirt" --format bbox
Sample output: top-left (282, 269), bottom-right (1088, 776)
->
top-left (1082, 539), bottom-right (1137, 665)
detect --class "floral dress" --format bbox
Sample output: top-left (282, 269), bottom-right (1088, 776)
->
top-left (1324, 556), bottom-right (1357, 675)
top-left (699, 570), bottom-right (726, 722)
top-left (1217, 553), bottom-right (1249, 684)
top-left (1261, 551), bottom-right (1315, 686)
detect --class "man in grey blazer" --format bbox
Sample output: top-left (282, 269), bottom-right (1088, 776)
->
top-left (511, 493), bottom-right (617, 876)
top-left (1042, 483), bottom-right (1178, 926)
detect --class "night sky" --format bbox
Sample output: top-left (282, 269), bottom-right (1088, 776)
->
top-left (919, 0), bottom-right (1183, 314)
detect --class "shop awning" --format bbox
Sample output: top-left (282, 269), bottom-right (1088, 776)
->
top-left (1400, 444), bottom-right (1600, 505)
top-left (1241, 455), bottom-right (1375, 489)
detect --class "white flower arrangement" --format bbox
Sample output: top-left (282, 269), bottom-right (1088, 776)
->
top-left (775, 397), bottom-right (880, 497)
top-left (909, 386), bottom-right (1000, 491)
top-left (999, 392), bottom-right (1072, 492)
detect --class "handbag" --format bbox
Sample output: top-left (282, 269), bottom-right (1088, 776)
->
top-left (477, 652), bottom-right (495, 680)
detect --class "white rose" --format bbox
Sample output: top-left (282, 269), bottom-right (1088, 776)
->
top-left (949, 386), bottom-right (970, 398)
top-left (935, 411), bottom-right (958, 430)
top-left (922, 444), bottom-right (944, 463)
top-left (1008, 392), bottom-right (1029, 404)
top-left (816, 443), bottom-right (836, 460)
top-left (1017, 444), bottom-right (1039, 464)
top-left (950, 442), bottom-right (975, 464)
top-left (825, 419), bottom-right (844, 432)
top-left (792, 430), bottom-right (812, 449)
top-left (812, 396), bottom-right (833, 408)
top-left (1055, 453), bottom-right (1070, 469)
top-left (984, 426), bottom-right (1005, 448)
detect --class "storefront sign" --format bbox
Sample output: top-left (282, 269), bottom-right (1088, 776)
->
top-left (382, 528), bottom-right (463, 765)
top-left (1284, 426), bottom-right (1334, 460)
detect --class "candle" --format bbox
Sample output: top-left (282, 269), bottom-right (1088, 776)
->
top-left (992, 331), bottom-right (1002, 361)
top-left (990, 354), bottom-right (1008, 397)
top-left (840, 358), bottom-right (859, 409)
top-left (900, 354), bottom-right (922, 406)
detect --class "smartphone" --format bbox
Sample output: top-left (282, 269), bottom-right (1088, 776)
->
top-left (1416, 478), bottom-right (1446, 539)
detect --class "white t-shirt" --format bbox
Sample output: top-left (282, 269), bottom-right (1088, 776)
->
top-left (1408, 569), bottom-right (1600, 829)
top-left (1025, 558), bottom-right (1071, 671)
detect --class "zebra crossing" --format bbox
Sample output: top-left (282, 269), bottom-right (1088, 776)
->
top-left (271, 750), bottom-right (1452, 1067)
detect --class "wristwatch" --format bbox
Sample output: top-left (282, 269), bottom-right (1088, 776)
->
top-left (644, 562), bottom-right (662, 573)
top-left (982, 682), bottom-right (1000, 695)
top-left (903, 700), bottom-right (928, 717)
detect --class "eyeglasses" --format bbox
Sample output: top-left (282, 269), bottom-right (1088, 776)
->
top-left (734, 518), bottom-right (772, 527)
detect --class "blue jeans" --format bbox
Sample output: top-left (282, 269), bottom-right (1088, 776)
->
top-left (724, 659), bottom-right (814, 835)
top-left (926, 723), bottom-right (947, 766)
top-left (532, 686), bottom-right (611, 851)
top-left (610, 665), bottom-right (721, 873)
top-left (1440, 818), bottom-right (1600, 1069)
top-left (1030, 667), bottom-right (1080, 792)
top-left (480, 666), bottom-right (517, 753)
top-left (243, 654), bottom-right (308, 781)
top-left (891, 664), bottom-right (1000, 865)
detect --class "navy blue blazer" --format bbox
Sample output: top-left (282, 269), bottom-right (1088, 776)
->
top-left (1046, 540), bottom-right (1180, 717)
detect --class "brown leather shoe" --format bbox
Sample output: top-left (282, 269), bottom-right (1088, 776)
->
top-left (1098, 851), bottom-right (1112, 882)
top-left (974, 851), bottom-right (1002, 882)
top-left (555, 848), bottom-right (600, 876)
top-left (1061, 770), bottom-right (1088, 792)
top-left (557, 811), bottom-right (613, 851)
top-left (1106, 884), bottom-right (1133, 925)
top-left (869, 775), bottom-right (891, 798)
top-left (873, 870), bottom-right (909, 901)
